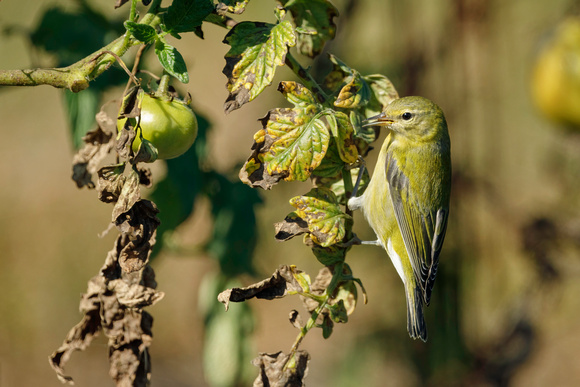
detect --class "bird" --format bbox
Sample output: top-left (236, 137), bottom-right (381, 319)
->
top-left (348, 96), bottom-right (451, 341)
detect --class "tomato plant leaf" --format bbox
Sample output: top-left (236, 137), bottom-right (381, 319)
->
top-left (289, 187), bottom-right (351, 247)
top-left (326, 111), bottom-right (358, 163)
top-left (279, 0), bottom-right (338, 58)
top-left (124, 21), bottom-right (157, 44)
top-left (363, 74), bottom-right (399, 116)
top-left (154, 40), bottom-right (189, 83)
top-left (311, 138), bottom-right (343, 179)
top-left (223, 20), bottom-right (296, 113)
top-left (163, 0), bottom-right (214, 35)
top-left (217, 265), bottom-right (309, 310)
top-left (306, 235), bottom-right (347, 266)
top-left (252, 350), bottom-right (310, 386)
top-left (239, 82), bottom-right (335, 188)
top-left (334, 70), bottom-right (371, 109)
top-left (274, 211), bottom-right (309, 242)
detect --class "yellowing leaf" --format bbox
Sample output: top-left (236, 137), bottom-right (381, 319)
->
top-left (326, 111), bottom-right (358, 163)
top-left (223, 21), bottom-right (296, 113)
top-left (239, 82), bottom-right (332, 188)
top-left (289, 187), bottom-right (351, 247)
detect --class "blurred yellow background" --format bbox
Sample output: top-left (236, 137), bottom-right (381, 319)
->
top-left (2, 0), bottom-right (580, 386)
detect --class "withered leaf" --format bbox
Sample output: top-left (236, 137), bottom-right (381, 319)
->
top-left (252, 350), bottom-right (310, 387)
top-left (111, 169), bottom-right (141, 223)
top-left (116, 87), bottom-right (144, 160)
top-left (50, 230), bottom-right (163, 386)
top-left (97, 163), bottom-right (126, 203)
top-left (116, 200), bottom-right (160, 273)
top-left (218, 265), bottom-right (308, 310)
top-left (71, 111), bottom-right (116, 189)
top-left (274, 212), bottom-right (309, 242)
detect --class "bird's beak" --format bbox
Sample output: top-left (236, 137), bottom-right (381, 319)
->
top-left (362, 112), bottom-right (393, 127)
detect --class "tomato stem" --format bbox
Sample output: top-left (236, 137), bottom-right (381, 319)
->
top-left (155, 72), bottom-right (172, 100)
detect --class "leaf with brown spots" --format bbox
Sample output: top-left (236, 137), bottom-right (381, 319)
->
top-left (223, 20), bottom-right (296, 113)
top-left (289, 187), bottom-right (352, 247)
top-left (240, 82), bottom-right (335, 188)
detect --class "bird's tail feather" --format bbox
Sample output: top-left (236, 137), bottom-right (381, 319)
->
top-left (405, 283), bottom-right (427, 342)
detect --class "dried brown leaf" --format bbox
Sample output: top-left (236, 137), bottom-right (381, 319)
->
top-left (217, 265), bottom-right (306, 310)
top-left (112, 170), bottom-right (142, 222)
top-left (72, 124), bottom-right (115, 189)
top-left (50, 198), bottom-right (161, 386)
top-left (97, 164), bottom-right (126, 203)
top-left (252, 351), bottom-right (310, 387)
top-left (274, 212), bottom-right (309, 242)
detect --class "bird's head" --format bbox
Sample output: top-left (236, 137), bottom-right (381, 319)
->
top-left (364, 96), bottom-right (448, 143)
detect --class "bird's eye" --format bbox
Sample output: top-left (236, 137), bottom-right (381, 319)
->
top-left (402, 112), bottom-right (413, 120)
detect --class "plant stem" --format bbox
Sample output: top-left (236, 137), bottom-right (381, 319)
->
top-left (0, 12), bottom-right (161, 91)
top-left (285, 261), bottom-right (344, 368)
top-left (155, 72), bottom-right (171, 99)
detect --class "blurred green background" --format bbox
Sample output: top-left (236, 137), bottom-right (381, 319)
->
top-left (2, 0), bottom-right (580, 386)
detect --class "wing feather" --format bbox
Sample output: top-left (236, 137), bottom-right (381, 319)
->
top-left (386, 151), bottom-right (448, 305)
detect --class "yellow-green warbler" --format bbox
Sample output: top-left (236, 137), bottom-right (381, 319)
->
top-left (348, 96), bottom-right (451, 341)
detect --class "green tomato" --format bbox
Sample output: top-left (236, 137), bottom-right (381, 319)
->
top-left (117, 94), bottom-right (198, 159)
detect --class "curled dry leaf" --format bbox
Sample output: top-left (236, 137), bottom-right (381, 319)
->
top-left (274, 212), bottom-right (309, 242)
top-left (97, 163), bottom-right (126, 203)
top-left (252, 350), bottom-right (310, 387)
top-left (49, 230), bottom-right (164, 386)
top-left (115, 200), bottom-right (160, 273)
top-left (217, 265), bottom-right (308, 311)
top-left (71, 109), bottom-right (116, 189)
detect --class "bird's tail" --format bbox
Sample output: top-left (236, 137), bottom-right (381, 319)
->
top-left (405, 282), bottom-right (427, 342)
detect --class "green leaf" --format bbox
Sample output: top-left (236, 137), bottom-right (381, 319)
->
top-left (163, 0), bottom-right (214, 35)
top-left (307, 236), bottom-right (347, 266)
top-left (289, 187), bottom-right (351, 247)
top-left (363, 74), bottom-right (399, 116)
top-left (311, 138), bottom-right (344, 179)
top-left (124, 21), bottom-right (157, 44)
top-left (279, 0), bottom-right (338, 58)
top-left (223, 20), bottom-right (296, 113)
top-left (154, 40), bottom-right (189, 83)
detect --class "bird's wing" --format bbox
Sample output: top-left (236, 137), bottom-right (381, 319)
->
top-left (385, 152), bottom-right (449, 305)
